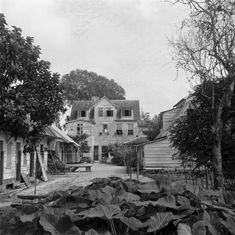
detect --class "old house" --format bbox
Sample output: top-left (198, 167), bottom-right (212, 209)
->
top-left (138, 97), bottom-right (193, 170)
top-left (0, 131), bottom-right (49, 190)
top-left (66, 96), bottom-right (141, 161)
top-left (0, 125), bottom-right (79, 191)
top-left (45, 125), bottom-right (79, 163)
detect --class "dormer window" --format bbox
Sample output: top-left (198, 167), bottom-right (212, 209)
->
top-left (81, 110), bottom-right (86, 117)
top-left (123, 110), bottom-right (132, 117)
top-left (98, 108), bottom-right (103, 117)
top-left (106, 108), bottom-right (113, 117)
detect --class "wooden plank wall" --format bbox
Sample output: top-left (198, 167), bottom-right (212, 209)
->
top-left (143, 138), bottom-right (181, 169)
top-left (162, 108), bottom-right (181, 131)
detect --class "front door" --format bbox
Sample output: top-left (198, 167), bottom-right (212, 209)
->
top-left (94, 146), bottom-right (99, 161)
top-left (0, 141), bottom-right (4, 185)
top-left (16, 143), bottom-right (21, 181)
top-left (102, 146), bottom-right (108, 162)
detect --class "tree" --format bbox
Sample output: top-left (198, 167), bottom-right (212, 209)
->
top-left (69, 133), bottom-right (89, 158)
top-left (0, 14), bottom-right (65, 148)
top-left (140, 112), bottom-right (160, 141)
top-left (169, 80), bottom-right (235, 185)
top-left (61, 69), bottom-right (126, 104)
top-left (170, 0), bottom-right (235, 189)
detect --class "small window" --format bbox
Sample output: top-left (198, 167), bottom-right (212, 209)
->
top-left (116, 124), bottom-right (123, 135)
top-left (128, 124), bottom-right (134, 135)
top-left (81, 110), bottom-right (86, 117)
top-left (75, 110), bottom-right (78, 119)
top-left (98, 108), bottom-right (103, 117)
top-left (106, 108), bottom-right (113, 117)
top-left (103, 124), bottom-right (108, 134)
top-left (77, 124), bottom-right (83, 135)
top-left (123, 110), bottom-right (132, 117)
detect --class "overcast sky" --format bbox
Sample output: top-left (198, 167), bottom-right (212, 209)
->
top-left (0, 0), bottom-right (192, 117)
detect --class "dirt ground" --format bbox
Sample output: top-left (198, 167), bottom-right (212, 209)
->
top-left (0, 163), bottom-right (152, 207)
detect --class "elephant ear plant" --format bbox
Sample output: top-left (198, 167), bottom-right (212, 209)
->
top-left (1, 177), bottom-right (235, 234)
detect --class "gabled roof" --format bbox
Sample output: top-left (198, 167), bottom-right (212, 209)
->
top-left (70, 97), bottom-right (140, 121)
top-left (112, 100), bottom-right (140, 120)
top-left (91, 96), bottom-right (117, 109)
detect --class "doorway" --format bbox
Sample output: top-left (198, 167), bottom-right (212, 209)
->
top-left (16, 142), bottom-right (21, 181)
top-left (94, 146), bottom-right (99, 161)
top-left (102, 146), bottom-right (108, 162)
top-left (0, 141), bottom-right (4, 185)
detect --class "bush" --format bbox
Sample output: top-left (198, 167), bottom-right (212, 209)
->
top-left (111, 154), bottom-right (124, 166)
top-left (48, 152), bottom-right (65, 173)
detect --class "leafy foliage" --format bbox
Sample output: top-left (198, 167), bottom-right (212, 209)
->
top-left (0, 14), bottom-right (65, 144)
top-left (61, 69), bottom-right (126, 104)
top-left (140, 112), bottom-right (160, 141)
top-left (108, 143), bottom-right (124, 166)
top-left (170, 0), bottom-right (235, 189)
top-left (69, 133), bottom-right (90, 155)
top-left (1, 177), bottom-right (235, 234)
top-left (169, 80), bottom-right (235, 180)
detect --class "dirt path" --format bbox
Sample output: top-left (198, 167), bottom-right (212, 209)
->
top-left (18, 163), bottom-right (152, 196)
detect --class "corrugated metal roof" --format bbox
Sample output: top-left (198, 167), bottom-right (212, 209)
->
top-left (45, 125), bottom-right (79, 148)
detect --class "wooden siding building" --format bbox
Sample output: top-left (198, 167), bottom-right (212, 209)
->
top-left (138, 97), bottom-right (193, 170)
top-left (0, 125), bottom-right (79, 191)
top-left (142, 137), bottom-right (180, 169)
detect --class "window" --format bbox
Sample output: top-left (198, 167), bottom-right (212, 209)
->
top-left (123, 110), bottom-right (132, 117)
top-left (80, 110), bottom-right (86, 117)
top-left (116, 124), bottom-right (123, 135)
top-left (106, 108), bottom-right (113, 117)
top-left (77, 124), bottom-right (83, 135)
top-left (98, 108), bottom-right (103, 117)
top-left (6, 142), bottom-right (12, 168)
top-left (103, 124), bottom-right (108, 134)
top-left (128, 124), bottom-right (134, 135)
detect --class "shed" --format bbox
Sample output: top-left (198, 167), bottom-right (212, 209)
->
top-left (142, 136), bottom-right (181, 170)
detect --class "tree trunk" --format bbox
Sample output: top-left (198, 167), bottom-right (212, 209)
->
top-left (211, 77), bottom-right (234, 189)
top-left (212, 121), bottom-right (223, 189)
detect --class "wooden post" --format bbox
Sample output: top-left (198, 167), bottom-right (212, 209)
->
top-left (34, 149), bottom-right (37, 195)
top-left (136, 146), bottom-right (139, 180)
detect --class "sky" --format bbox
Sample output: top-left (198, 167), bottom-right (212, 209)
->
top-left (0, 0), bottom-right (192, 117)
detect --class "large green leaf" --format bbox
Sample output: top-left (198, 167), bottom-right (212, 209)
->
top-left (101, 185), bottom-right (116, 195)
top-left (155, 194), bottom-right (177, 209)
top-left (119, 216), bottom-right (147, 231)
top-left (220, 214), bottom-right (235, 235)
top-left (137, 182), bottom-right (160, 194)
top-left (39, 207), bottom-right (81, 235)
top-left (114, 191), bottom-right (140, 203)
top-left (77, 205), bottom-right (121, 220)
top-left (192, 221), bottom-right (206, 235)
top-left (177, 223), bottom-right (192, 235)
top-left (203, 210), bottom-right (221, 235)
top-left (146, 212), bottom-right (173, 232)
top-left (85, 229), bottom-right (112, 235)
top-left (19, 213), bottom-right (37, 223)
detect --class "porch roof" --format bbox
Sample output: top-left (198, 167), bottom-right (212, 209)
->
top-left (45, 125), bottom-right (79, 148)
